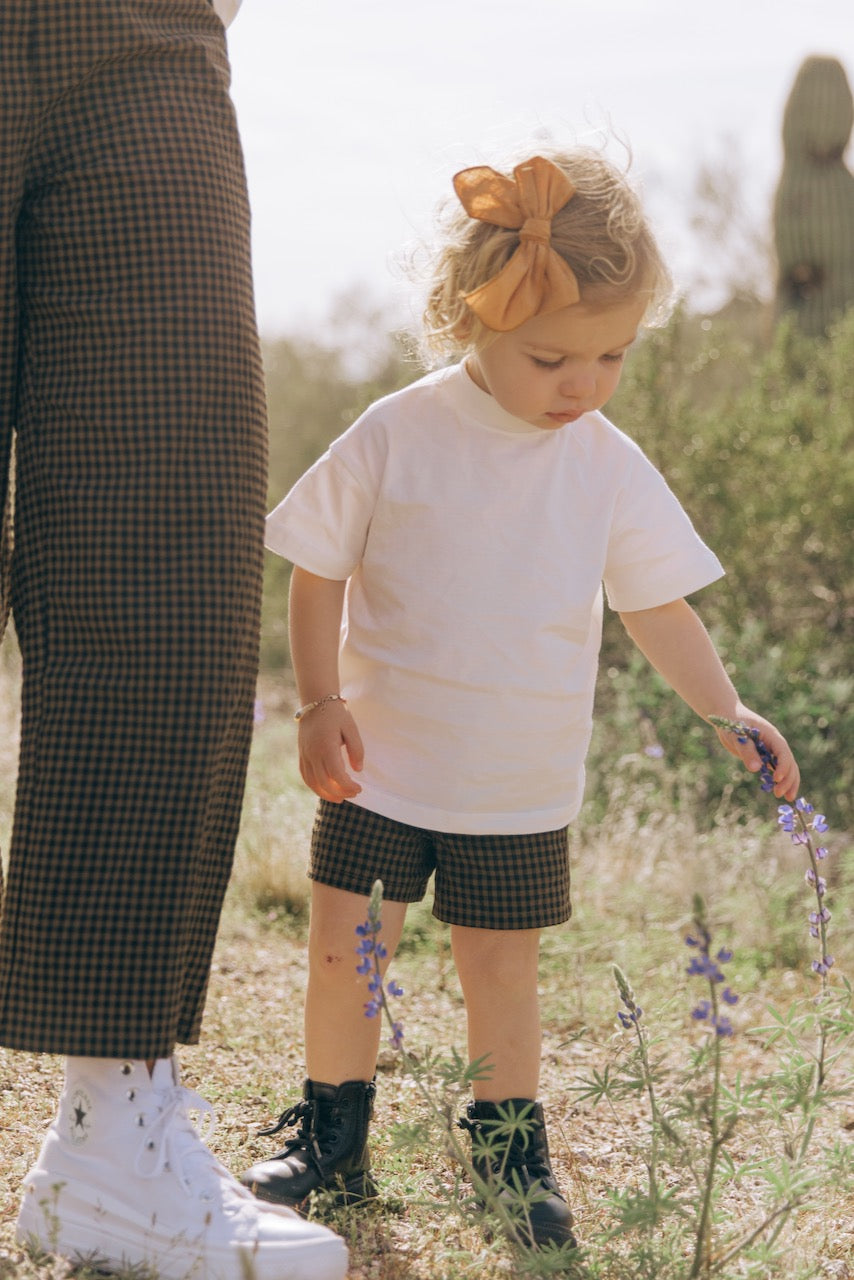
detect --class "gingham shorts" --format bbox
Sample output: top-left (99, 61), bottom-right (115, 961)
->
top-left (309, 800), bottom-right (572, 931)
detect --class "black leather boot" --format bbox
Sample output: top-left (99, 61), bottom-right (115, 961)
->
top-left (459, 1098), bottom-right (577, 1249)
top-left (242, 1079), bottom-right (377, 1209)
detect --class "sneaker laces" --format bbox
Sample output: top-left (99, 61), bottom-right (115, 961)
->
top-left (133, 1082), bottom-right (221, 1194)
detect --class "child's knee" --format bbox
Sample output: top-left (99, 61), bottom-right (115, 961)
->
top-left (453, 929), bottom-right (539, 997)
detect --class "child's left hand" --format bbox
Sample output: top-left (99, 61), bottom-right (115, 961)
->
top-left (713, 704), bottom-right (800, 801)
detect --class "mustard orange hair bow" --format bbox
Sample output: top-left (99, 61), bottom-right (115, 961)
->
top-left (453, 156), bottom-right (580, 332)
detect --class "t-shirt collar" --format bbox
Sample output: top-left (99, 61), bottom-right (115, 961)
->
top-left (445, 361), bottom-right (546, 436)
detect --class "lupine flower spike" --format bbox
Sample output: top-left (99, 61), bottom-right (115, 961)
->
top-left (709, 716), bottom-right (779, 792)
top-left (709, 716), bottom-right (835, 994)
top-left (355, 879), bottom-right (405, 1048)
top-left (685, 895), bottom-right (738, 1037)
top-left (778, 799), bottom-right (835, 982)
top-left (613, 963), bottom-right (643, 1031)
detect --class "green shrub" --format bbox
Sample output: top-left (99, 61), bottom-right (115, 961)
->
top-left (601, 307), bottom-right (852, 825)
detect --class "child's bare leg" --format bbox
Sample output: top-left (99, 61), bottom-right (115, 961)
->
top-left (305, 882), bottom-right (408, 1083)
top-left (242, 882), bottom-right (406, 1206)
top-left (451, 925), bottom-right (541, 1099)
top-left (452, 924), bottom-right (575, 1248)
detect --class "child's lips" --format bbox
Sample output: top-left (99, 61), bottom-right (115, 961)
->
top-left (546, 409), bottom-right (583, 424)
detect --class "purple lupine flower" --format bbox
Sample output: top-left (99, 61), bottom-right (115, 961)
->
top-left (685, 896), bottom-right (739, 1037)
top-left (389, 1021), bottom-right (404, 1049)
top-left (355, 880), bottom-right (406, 1049)
top-left (778, 809), bottom-right (795, 834)
top-left (710, 718), bottom-right (837, 997)
top-left (729, 723), bottom-right (777, 791)
top-left (687, 954), bottom-right (725, 983)
top-left (613, 964), bottom-right (643, 1033)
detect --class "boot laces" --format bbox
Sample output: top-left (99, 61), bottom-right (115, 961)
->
top-left (458, 1114), bottom-right (551, 1187)
top-left (259, 1096), bottom-right (346, 1169)
top-left (258, 1098), bottom-right (311, 1140)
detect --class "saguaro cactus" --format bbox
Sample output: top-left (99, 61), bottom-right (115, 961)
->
top-left (773, 55), bottom-right (854, 336)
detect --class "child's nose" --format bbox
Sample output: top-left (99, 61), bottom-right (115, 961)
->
top-left (559, 364), bottom-right (596, 400)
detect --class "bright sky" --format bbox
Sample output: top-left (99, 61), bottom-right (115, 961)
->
top-left (226, 0), bottom-right (854, 339)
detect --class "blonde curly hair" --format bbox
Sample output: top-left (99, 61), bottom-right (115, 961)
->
top-left (420, 145), bottom-right (673, 364)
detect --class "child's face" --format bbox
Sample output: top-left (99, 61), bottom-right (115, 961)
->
top-left (466, 294), bottom-right (647, 430)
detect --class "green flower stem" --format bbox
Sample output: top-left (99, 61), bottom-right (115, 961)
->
top-left (794, 805), bottom-right (831, 1086)
top-left (688, 966), bottom-right (724, 1279)
top-left (613, 964), bottom-right (661, 1201)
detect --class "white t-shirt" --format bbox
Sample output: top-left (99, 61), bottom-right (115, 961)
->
top-left (212, 0), bottom-right (242, 26)
top-left (266, 363), bottom-right (724, 835)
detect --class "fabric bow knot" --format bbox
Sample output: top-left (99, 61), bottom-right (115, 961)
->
top-left (453, 156), bottom-right (580, 332)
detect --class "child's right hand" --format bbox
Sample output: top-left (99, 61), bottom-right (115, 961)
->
top-left (297, 700), bottom-right (364, 802)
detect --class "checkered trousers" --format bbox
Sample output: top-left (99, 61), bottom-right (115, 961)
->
top-left (0, 1), bottom-right (267, 1057)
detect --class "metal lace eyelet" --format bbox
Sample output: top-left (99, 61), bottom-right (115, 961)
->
top-left (121, 1063), bottom-right (134, 1076)
top-left (136, 1115), bottom-right (146, 1127)
top-left (127, 1089), bottom-right (136, 1101)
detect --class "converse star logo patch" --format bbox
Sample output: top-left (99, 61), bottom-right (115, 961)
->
top-left (68, 1086), bottom-right (93, 1146)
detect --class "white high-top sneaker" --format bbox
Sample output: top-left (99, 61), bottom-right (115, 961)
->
top-left (16, 1057), bottom-right (349, 1280)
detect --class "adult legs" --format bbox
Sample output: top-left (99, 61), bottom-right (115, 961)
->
top-left (0, 0), bottom-right (266, 1060)
top-left (1, 3), bottom-right (345, 1274)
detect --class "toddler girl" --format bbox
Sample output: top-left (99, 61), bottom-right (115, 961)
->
top-left (243, 149), bottom-right (799, 1249)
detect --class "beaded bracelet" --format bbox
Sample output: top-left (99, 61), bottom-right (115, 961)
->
top-left (293, 693), bottom-right (347, 722)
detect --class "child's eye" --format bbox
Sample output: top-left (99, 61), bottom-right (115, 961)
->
top-left (601, 352), bottom-right (626, 365)
top-left (531, 356), bottom-right (564, 369)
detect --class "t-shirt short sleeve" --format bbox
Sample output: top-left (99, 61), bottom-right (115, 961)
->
top-left (603, 447), bottom-right (724, 612)
top-left (265, 444), bottom-right (377, 580)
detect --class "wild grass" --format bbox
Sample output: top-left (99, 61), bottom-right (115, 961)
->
top-left (1, 661), bottom-right (852, 1278)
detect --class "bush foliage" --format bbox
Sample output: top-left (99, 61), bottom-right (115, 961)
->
top-left (260, 302), bottom-right (853, 826)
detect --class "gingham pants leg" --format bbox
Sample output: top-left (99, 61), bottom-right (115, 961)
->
top-left (0, 0), bottom-right (267, 1057)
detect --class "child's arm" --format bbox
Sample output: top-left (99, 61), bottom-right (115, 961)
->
top-left (289, 566), bottom-right (364, 802)
top-left (619, 597), bottom-right (800, 801)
